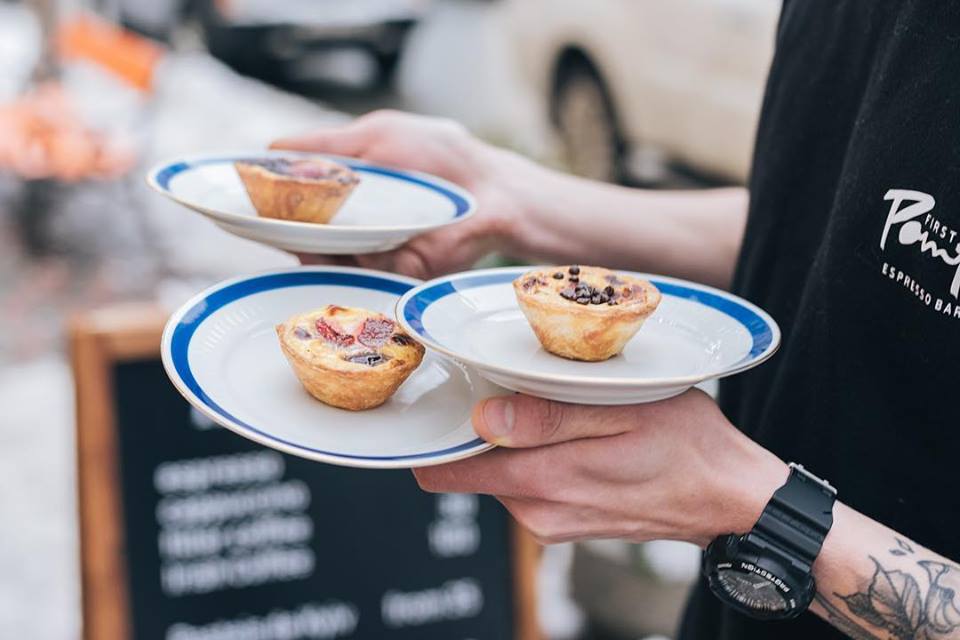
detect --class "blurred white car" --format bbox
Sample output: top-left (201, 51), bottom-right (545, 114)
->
top-left (401, 0), bottom-right (779, 184)
top-left (505, 0), bottom-right (780, 183)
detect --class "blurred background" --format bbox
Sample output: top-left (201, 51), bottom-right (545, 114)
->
top-left (0, 0), bottom-right (778, 638)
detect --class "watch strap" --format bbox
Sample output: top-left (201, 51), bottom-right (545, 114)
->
top-left (746, 463), bottom-right (837, 570)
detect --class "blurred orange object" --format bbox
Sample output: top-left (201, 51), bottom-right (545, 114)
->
top-left (58, 13), bottom-right (164, 93)
top-left (0, 13), bottom-right (156, 182)
top-left (0, 82), bottom-right (136, 182)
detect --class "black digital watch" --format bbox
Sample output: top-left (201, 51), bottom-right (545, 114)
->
top-left (704, 463), bottom-right (837, 620)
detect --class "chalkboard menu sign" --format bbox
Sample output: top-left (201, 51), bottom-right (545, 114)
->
top-left (70, 305), bottom-right (538, 640)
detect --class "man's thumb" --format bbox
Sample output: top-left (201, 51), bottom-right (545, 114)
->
top-left (472, 394), bottom-right (636, 447)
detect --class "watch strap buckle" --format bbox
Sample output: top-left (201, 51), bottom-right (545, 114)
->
top-left (789, 462), bottom-right (837, 496)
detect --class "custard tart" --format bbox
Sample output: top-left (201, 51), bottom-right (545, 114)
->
top-left (277, 305), bottom-right (424, 411)
top-left (235, 156), bottom-right (359, 224)
top-left (513, 265), bottom-right (661, 361)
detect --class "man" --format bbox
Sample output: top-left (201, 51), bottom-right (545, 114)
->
top-left (275, 2), bottom-right (960, 637)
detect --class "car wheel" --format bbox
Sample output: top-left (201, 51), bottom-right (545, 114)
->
top-left (373, 50), bottom-right (401, 86)
top-left (552, 60), bottom-right (623, 183)
top-left (196, 0), bottom-right (286, 83)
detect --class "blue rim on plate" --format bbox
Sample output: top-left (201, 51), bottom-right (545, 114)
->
top-left (397, 267), bottom-right (780, 386)
top-left (162, 268), bottom-right (488, 463)
top-left (146, 152), bottom-right (476, 231)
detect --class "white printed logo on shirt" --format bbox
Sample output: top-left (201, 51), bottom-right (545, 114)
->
top-left (879, 189), bottom-right (960, 318)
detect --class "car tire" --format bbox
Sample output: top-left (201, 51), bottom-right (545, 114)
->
top-left (196, 1), bottom-right (286, 83)
top-left (373, 50), bottom-right (401, 86)
top-left (551, 59), bottom-right (624, 183)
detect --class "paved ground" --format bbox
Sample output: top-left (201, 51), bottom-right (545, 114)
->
top-left (0, 357), bottom-right (78, 638)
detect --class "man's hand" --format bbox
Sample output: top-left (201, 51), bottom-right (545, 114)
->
top-left (272, 110), bottom-right (540, 279)
top-left (416, 387), bottom-right (960, 640)
top-left (276, 109), bottom-right (750, 288)
top-left (414, 389), bottom-right (788, 547)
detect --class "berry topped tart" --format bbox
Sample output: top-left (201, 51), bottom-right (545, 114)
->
top-left (235, 156), bottom-right (360, 224)
top-left (513, 265), bottom-right (661, 361)
top-left (276, 305), bottom-right (425, 411)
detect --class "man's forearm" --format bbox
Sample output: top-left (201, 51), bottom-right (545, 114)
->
top-left (497, 159), bottom-right (749, 289)
top-left (811, 503), bottom-right (960, 638)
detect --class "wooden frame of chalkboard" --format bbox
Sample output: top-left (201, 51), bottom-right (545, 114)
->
top-left (70, 304), bottom-right (540, 640)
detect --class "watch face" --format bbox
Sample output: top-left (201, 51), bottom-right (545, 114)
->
top-left (716, 567), bottom-right (790, 614)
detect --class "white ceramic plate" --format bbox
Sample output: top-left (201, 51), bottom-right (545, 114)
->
top-left (161, 267), bottom-right (500, 468)
top-left (146, 151), bottom-right (476, 254)
top-left (396, 267), bottom-right (781, 405)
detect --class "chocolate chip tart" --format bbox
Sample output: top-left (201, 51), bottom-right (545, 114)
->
top-left (513, 265), bottom-right (661, 361)
top-left (235, 156), bottom-right (360, 224)
top-left (276, 305), bottom-right (425, 411)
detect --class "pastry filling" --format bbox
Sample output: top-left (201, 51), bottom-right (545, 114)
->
top-left (358, 317), bottom-right (394, 348)
top-left (343, 351), bottom-right (390, 366)
top-left (524, 265), bottom-right (645, 306)
top-left (315, 318), bottom-right (355, 347)
top-left (243, 158), bottom-right (359, 185)
top-left (292, 315), bottom-right (412, 367)
top-left (559, 282), bottom-right (619, 305)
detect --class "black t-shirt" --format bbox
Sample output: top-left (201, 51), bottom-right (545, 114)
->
top-left (679, 2), bottom-right (960, 638)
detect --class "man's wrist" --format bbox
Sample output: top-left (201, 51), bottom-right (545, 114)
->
top-left (479, 147), bottom-right (559, 256)
top-left (701, 447), bottom-right (790, 547)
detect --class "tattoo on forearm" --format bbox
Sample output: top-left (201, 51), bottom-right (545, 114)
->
top-left (816, 538), bottom-right (960, 639)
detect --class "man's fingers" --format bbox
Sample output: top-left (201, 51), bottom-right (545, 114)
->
top-left (355, 245), bottom-right (433, 280)
top-left (496, 496), bottom-right (642, 545)
top-left (294, 254), bottom-right (359, 266)
top-left (472, 394), bottom-right (637, 448)
top-left (413, 446), bottom-right (572, 499)
top-left (414, 449), bottom-right (514, 496)
top-left (270, 123), bottom-right (368, 157)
